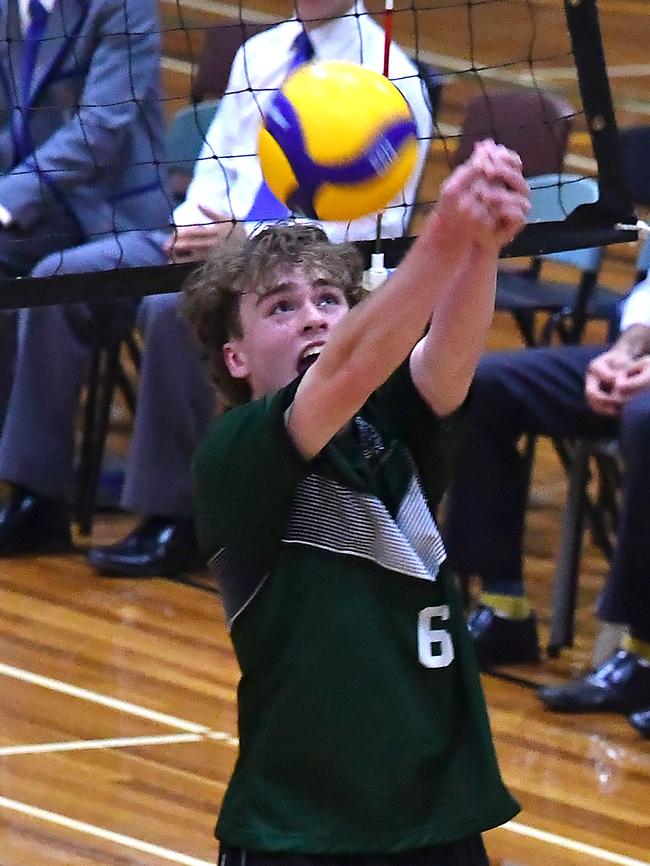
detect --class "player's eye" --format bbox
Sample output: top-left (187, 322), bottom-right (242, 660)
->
top-left (269, 298), bottom-right (295, 315)
top-left (317, 290), bottom-right (343, 307)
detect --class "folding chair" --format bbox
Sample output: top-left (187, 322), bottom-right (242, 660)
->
top-left (496, 174), bottom-right (621, 346)
top-left (76, 319), bottom-right (141, 535)
top-left (453, 89), bottom-right (574, 177)
top-left (166, 100), bottom-right (221, 203)
top-left (191, 21), bottom-right (272, 103)
top-left (547, 235), bottom-right (650, 656)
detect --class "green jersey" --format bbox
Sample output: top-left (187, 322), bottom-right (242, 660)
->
top-left (193, 362), bottom-right (519, 855)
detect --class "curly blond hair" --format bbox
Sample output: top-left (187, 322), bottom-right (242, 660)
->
top-left (182, 223), bottom-right (365, 408)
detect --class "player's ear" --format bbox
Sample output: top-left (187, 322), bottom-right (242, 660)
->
top-left (223, 341), bottom-right (250, 380)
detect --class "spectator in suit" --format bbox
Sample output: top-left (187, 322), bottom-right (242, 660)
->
top-left (0, 0), bottom-right (170, 548)
top-left (443, 272), bottom-right (650, 737)
top-left (85, 0), bottom-right (434, 578)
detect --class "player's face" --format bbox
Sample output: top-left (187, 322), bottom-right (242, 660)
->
top-left (223, 265), bottom-right (350, 400)
top-left (294, 0), bottom-right (354, 26)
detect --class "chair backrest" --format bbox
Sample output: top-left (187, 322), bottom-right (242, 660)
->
top-left (618, 125), bottom-right (650, 209)
top-left (165, 100), bottom-right (221, 202)
top-left (453, 89), bottom-right (574, 177)
top-left (191, 21), bottom-right (273, 103)
top-left (528, 173), bottom-right (602, 273)
top-left (166, 100), bottom-right (220, 170)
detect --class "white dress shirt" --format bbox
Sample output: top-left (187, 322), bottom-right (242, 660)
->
top-left (18, 0), bottom-right (57, 35)
top-left (620, 271), bottom-right (650, 331)
top-left (173, 1), bottom-right (433, 243)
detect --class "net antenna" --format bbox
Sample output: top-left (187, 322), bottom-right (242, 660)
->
top-left (373, 0), bottom-right (395, 256)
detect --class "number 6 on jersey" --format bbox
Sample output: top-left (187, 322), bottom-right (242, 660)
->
top-left (418, 605), bottom-right (455, 669)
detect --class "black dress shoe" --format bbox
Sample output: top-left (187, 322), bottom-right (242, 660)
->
top-left (86, 515), bottom-right (203, 577)
top-left (467, 604), bottom-right (540, 668)
top-left (629, 707), bottom-right (650, 737)
top-left (538, 650), bottom-right (650, 713)
top-left (0, 486), bottom-right (72, 556)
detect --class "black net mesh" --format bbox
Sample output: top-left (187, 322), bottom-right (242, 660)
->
top-left (0, 0), bottom-right (637, 308)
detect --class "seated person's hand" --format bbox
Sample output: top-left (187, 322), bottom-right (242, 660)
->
top-left (166, 204), bottom-right (245, 263)
top-left (616, 355), bottom-right (650, 403)
top-left (585, 346), bottom-right (633, 416)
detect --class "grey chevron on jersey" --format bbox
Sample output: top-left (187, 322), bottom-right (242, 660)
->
top-left (284, 472), bottom-right (446, 581)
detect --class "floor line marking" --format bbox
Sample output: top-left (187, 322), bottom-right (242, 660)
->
top-left (1, 794), bottom-right (647, 866)
top-left (0, 733), bottom-right (204, 756)
top-left (0, 662), bottom-right (213, 735)
top-left (504, 821), bottom-right (650, 866)
top-left (0, 797), bottom-right (216, 866)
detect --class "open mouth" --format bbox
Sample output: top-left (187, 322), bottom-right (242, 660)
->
top-left (296, 344), bottom-right (322, 375)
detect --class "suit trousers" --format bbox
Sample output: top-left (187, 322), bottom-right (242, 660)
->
top-left (0, 209), bottom-right (84, 429)
top-left (0, 230), bottom-right (166, 503)
top-left (443, 345), bottom-right (650, 641)
top-left (120, 291), bottom-right (216, 518)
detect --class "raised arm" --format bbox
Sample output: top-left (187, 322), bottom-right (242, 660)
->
top-left (287, 141), bottom-right (530, 459)
top-left (410, 144), bottom-right (529, 416)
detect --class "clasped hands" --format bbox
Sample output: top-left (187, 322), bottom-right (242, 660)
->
top-left (586, 346), bottom-right (650, 416)
top-left (430, 139), bottom-right (530, 255)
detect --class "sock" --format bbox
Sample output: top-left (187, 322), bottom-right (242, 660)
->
top-left (623, 634), bottom-right (650, 665)
top-left (480, 592), bottom-right (532, 621)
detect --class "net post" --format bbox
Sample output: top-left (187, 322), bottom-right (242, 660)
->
top-left (563, 0), bottom-right (635, 224)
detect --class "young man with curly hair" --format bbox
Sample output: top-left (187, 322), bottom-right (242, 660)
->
top-left (185, 141), bottom-right (529, 866)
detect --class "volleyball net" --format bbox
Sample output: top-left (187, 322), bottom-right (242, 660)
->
top-left (0, 0), bottom-right (639, 311)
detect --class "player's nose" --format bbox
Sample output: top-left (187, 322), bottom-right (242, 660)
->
top-left (301, 300), bottom-right (328, 332)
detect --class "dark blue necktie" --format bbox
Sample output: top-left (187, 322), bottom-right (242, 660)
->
top-left (246, 30), bottom-right (315, 222)
top-left (288, 29), bottom-right (314, 72)
top-left (17, 0), bottom-right (50, 158)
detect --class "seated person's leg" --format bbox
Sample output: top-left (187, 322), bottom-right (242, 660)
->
top-left (0, 233), bottom-right (163, 555)
top-left (0, 210), bottom-right (85, 431)
top-left (0, 310), bottom-right (17, 431)
top-left (538, 388), bottom-right (650, 727)
top-left (0, 300), bottom-right (97, 553)
top-left (86, 292), bottom-right (216, 577)
top-left (445, 344), bottom-right (618, 667)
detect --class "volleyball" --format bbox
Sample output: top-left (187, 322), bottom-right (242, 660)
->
top-left (258, 60), bottom-right (419, 221)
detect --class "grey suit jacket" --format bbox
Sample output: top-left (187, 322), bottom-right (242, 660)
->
top-left (0, 0), bottom-right (171, 237)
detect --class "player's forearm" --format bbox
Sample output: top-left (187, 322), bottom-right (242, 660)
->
top-left (411, 243), bottom-right (497, 416)
top-left (314, 215), bottom-right (471, 399)
top-left (288, 219), bottom-right (472, 459)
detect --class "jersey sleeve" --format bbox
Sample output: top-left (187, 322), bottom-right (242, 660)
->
top-left (372, 361), bottom-right (468, 508)
top-left (192, 379), bottom-right (309, 564)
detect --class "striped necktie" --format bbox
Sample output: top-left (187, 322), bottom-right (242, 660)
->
top-left (246, 30), bottom-right (315, 222)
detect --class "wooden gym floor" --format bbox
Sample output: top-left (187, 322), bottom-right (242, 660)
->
top-left (1, 2), bottom-right (650, 864)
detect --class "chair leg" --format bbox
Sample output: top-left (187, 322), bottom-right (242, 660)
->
top-left (76, 347), bottom-right (102, 534)
top-left (76, 341), bottom-right (122, 536)
top-left (547, 439), bottom-right (590, 657)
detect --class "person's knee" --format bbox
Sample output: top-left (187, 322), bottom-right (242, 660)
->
top-left (470, 351), bottom-right (526, 414)
top-left (620, 392), bottom-right (650, 452)
top-left (138, 293), bottom-right (182, 333)
top-left (30, 250), bottom-right (68, 279)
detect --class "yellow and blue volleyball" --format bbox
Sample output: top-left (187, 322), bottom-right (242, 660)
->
top-left (258, 60), bottom-right (419, 221)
